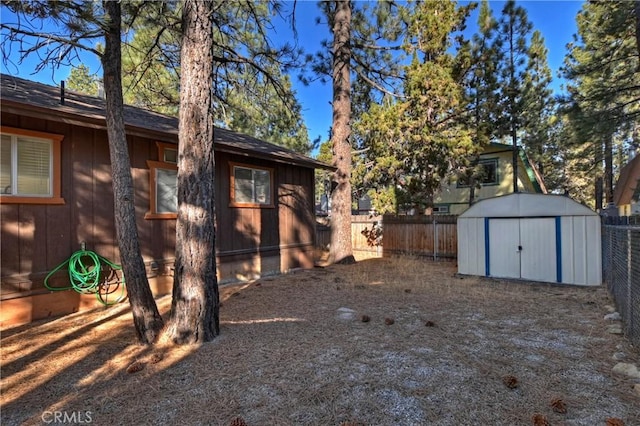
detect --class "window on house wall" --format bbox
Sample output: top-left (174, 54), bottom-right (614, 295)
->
top-left (230, 162), bottom-right (273, 207)
top-left (0, 126), bottom-right (64, 204)
top-left (458, 158), bottom-right (498, 187)
top-left (433, 205), bottom-right (450, 214)
top-left (146, 142), bottom-right (178, 219)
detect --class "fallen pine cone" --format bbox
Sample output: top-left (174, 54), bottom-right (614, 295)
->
top-left (502, 375), bottom-right (518, 389)
top-left (531, 413), bottom-right (549, 426)
top-left (384, 317), bottom-right (395, 325)
top-left (550, 397), bottom-right (567, 414)
top-left (148, 353), bottom-right (163, 364)
top-left (404, 288), bottom-right (411, 293)
top-left (425, 320), bottom-right (436, 327)
top-left (361, 314), bottom-right (371, 323)
top-left (606, 419), bottom-right (625, 426)
top-left (229, 417), bottom-right (247, 426)
top-left (126, 362), bottom-right (144, 374)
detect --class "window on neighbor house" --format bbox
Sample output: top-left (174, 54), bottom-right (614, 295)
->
top-left (433, 205), bottom-right (450, 214)
top-left (0, 127), bottom-right (64, 204)
top-left (458, 158), bottom-right (498, 187)
top-left (146, 142), bottom-right (178, 219)
top-left (230, 163), bottom-right (273, 207)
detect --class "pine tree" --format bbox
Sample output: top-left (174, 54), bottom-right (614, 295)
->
top-left (521, 30), bottom-right (554, 178)
top-left (102, 0), bottom-right (165, 343)
top-left (458, 0), bottom-right (500, 204)
top-left (315, 1), bottom-right (407, 260)
top-left (562, 0), bottom-right (639, 207)
top-left (212, 1), bottom-right (311, 152)
top-left (120, 2), bottom-right (181, 117)
top-left (493, 0), bottom-right (533, 193)
top-left (353, 0), bottom-right (474, 214)
top-left (167, 0), bottom-right (218, 344)
top-left (67, 64), bottom-right (99, 96)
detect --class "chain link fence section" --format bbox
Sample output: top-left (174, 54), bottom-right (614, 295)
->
top-left (602, 216), bottom-right (640, 348)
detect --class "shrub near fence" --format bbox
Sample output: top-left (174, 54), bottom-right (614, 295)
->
top-left (602, 215), bottom-right (640, 348)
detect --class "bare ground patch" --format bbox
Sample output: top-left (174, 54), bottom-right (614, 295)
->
top-left (1, 257), bottom-right (638, 426)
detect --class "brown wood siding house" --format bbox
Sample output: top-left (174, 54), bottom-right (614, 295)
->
top-left (0, 74), bottom-right (332, 328)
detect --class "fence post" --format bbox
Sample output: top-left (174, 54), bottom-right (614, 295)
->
top-left (433, 215), bottom-right (438, 261)
top-left (628, 228), bottom-right (632, 336)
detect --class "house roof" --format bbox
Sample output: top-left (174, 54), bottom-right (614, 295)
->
top-left (0, 73), bottom-right (333, 171)
top-left (613, 154), bottom-right (640, 206)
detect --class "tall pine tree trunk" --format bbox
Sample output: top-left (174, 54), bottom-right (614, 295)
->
top-left (604, 132), bottom-right (614, 205)
top-left (330, 0), bottom-right (356, 265)
top-left (168, 0), bottom-right (219, 344)
top-left (635, 1), bottom-right (640, 60)
top-left (103, 1), bottom-right (164, 344)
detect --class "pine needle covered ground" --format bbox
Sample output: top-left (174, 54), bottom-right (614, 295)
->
top-left (2, 257), bottom-right (638, 425)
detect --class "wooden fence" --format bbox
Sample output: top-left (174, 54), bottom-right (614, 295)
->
top-left (316, 214), bottom-right (458, 259)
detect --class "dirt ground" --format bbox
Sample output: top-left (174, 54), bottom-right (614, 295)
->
top-left (1, 256), bottom-right (639, 426)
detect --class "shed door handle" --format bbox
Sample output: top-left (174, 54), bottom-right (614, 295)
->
top-left (517, 245), bottom-right (522, 252)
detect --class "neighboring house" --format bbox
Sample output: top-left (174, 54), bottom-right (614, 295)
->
top-left (613, 154), bottom-right (640, 216)
top-left (433, 142), bottom-right (547, 215)
top-left (0, 73), bottom-right (332, 327)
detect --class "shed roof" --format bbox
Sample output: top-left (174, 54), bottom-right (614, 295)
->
top-left (0, 73), bottom-right (333, 170)
top-left (459, 193), bottom-right (598, 218)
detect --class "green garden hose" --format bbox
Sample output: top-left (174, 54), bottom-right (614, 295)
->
top-left (44, 249), bottom-right (126, 305)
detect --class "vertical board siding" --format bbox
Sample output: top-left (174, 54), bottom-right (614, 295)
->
top-left (382, 215), bottom-right (458, 258)
top-left (457, 218), bottom-right (484, 276)
top-left (1, 111), bottom-right (321, 326)
top-left (586, 216), bottom-right (603, 285)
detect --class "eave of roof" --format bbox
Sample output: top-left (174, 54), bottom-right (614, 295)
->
top-left (1, 73), bottom-right (334, 171)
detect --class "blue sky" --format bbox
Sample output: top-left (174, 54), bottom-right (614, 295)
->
top-left (1, 1), bottom-right (585, 149)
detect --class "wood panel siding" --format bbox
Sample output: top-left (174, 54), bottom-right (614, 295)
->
top-left (1, 111), bottom-right (320, 326)
top-left (1, 75), bottom-right (329, 327)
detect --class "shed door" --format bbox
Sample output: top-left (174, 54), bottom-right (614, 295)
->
top-left (488, 218), bottom-right (557, 282)
top-left (488, 219), bottom-right (521, 279)
top-left (519, 218), bottom-right (557, 282)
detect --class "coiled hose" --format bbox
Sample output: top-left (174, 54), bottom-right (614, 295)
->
top-left (44, 249), bottom-right (126, 305)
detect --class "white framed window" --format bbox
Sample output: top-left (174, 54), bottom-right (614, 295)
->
top-left (146, 142), bottom-right (178, 219)
top-left (230, 162), bottom-right (273, 207)
top-left (0, 127), bottom-right (64, 204)
top-left (155, 167), bottom-right (178, 213)
top-left (458, 158), bottom-right (499, 187)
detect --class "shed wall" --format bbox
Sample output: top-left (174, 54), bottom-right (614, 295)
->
top-left (560, 216), bottom-right (602, 286)
top-left (457, 218), bottom-right (485, 276)
top-left (457, 194), bottom-right (602, 286)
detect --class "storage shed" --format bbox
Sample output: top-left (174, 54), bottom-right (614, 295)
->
top-left (458, 193), bottom-right (602, 286)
